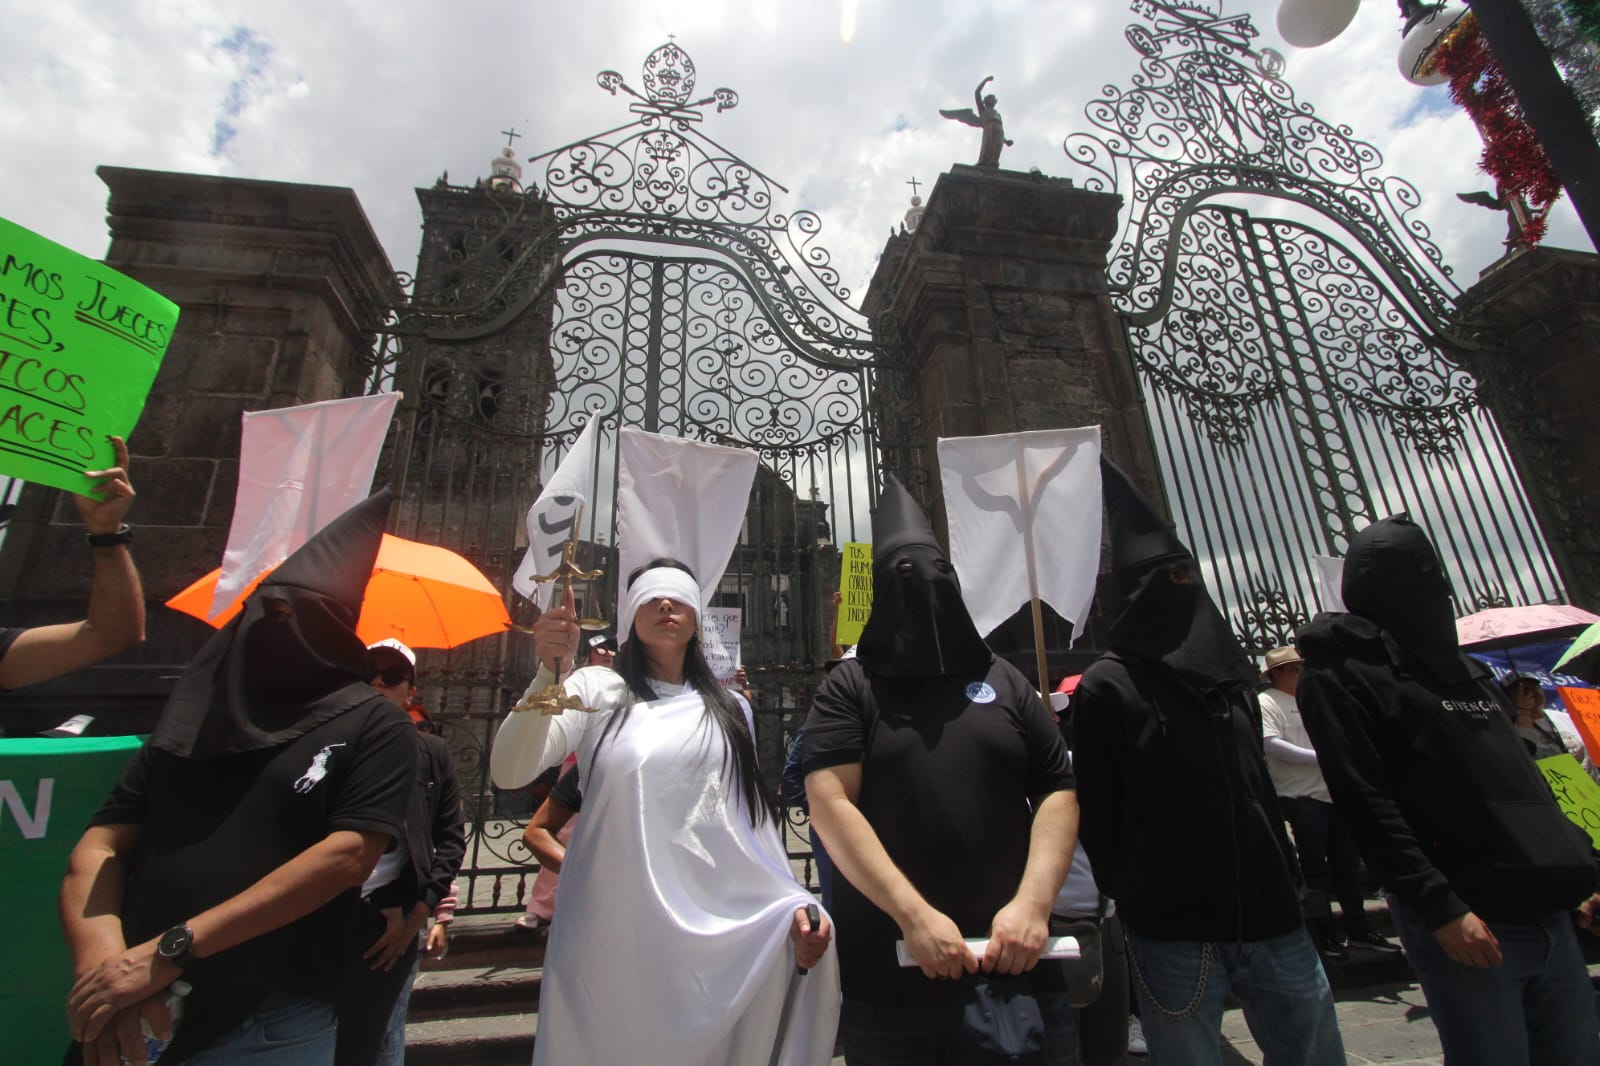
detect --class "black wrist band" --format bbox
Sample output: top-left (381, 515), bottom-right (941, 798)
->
top-left (86, 524), bottom-right (133, 548)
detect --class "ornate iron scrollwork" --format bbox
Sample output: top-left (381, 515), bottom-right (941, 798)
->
top-left (1061, 0), bottom-right (1566, 637)
top-left (1235, 577), bottom-right (1312, 655)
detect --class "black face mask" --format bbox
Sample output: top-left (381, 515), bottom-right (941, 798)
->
top-left (1107, 558), bottom-right (1258, 689)
top-left (856, 544), bottom-right (992, 678)
top-left (152, 586), bottom-right (377, 759)
top-left (1342, 516), bottom-right (1471, 683)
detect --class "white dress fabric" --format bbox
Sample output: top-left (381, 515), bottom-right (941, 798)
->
top-left (493, 666), bottom-right (840, 1066)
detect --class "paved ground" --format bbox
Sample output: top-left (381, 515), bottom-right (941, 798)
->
top-left (821, 974), bottom-right (1600, 1065)
top-left (1218, 979), bottom-right (1444, 1065)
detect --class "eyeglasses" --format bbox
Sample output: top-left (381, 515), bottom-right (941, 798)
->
top-left (369, 664), bottom-right (412, 688)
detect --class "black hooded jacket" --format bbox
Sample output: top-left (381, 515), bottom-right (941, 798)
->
top-left (1297, 519), bottom-right (1598, 928)
top-left (1072, 460), bottom-right (1302, 941)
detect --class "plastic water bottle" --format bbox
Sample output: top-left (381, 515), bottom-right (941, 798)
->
top-left (121, 980), bottom-right (189, 1065)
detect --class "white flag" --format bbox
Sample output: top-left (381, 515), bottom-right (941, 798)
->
top-left (211, 393), bottom-right (399, 619)
top-left (511, 417), bottom-right (602, 609)
top-left (616, 428), bottom-right (757, 635)
top-left (937, 426), bottom-right (1103, 638)
top-left (1313, 554), bottom-right (1346, 613)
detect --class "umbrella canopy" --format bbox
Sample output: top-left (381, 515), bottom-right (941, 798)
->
top-left (167, 534), bottom-right (511, 650)
top-left (1555, 623), bottom-right (1600, 682)
top-left (1455, 604), bottom-right (1600, 648)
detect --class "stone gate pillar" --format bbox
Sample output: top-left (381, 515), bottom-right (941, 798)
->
top-left (1462, 247), bottom-right (1600, 609)
top-left (0, 167), bottom-right (401, 733)
top-left (862, 164), bottom-right (1165, 675)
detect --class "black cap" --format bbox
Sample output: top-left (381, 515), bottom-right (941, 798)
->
top-left (1102, 457), bottom-right (1189, 581)
top-left (871, 474), bottom-right (941, 562)
top-left (265, 487), bottom-right (392, 619)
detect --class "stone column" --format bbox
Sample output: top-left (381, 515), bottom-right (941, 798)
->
top-left (0, 167), bottom-right (401, 732)
top-left (1462, 247), bottom-right (1600, 609)
top-left (862, 164), bottom-right (1165, 677)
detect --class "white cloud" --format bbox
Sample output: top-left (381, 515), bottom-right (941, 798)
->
top-left (0, 1), bottom-right (1585, 298)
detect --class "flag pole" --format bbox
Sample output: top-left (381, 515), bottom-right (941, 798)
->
top-left (1014, 453), bottom-right (1050, 695)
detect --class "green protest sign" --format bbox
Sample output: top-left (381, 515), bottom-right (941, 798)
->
top-left (0, 735), bottom-right (142, 1057)
top-left (1537, 752), bottom-right (1600, 849)
top-left (0, 217), bottom-right (177, 494)
top-left (837, 542), bottom-right (873, 647)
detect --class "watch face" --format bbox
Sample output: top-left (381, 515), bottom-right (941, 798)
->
top-left (159, 925), bottom-right (191, 959)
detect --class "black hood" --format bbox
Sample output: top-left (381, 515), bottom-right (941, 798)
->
top-left (856, 475), bottom-right (992, 678)
top-left (1101, 459), bottom-right (1257, 688)
top-left (150, 489), bottom-right (392, 759)
top-left (1340, 514), bottom-right (1475, 684)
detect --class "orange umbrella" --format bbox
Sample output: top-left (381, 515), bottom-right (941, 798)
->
top-left (166, 534), bottom-right (512, 650)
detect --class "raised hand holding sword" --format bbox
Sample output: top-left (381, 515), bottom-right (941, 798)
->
top-left (511, 511), bottom-right (605, 715)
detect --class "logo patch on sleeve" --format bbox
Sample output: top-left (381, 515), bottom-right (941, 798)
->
top-left (966, 681), bottom-right (997, 704)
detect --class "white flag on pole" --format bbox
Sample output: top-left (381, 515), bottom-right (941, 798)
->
top-left (511, 417), bottom-right (602, 609)
top-left (210, 393), bottom-right (400, 619)
top-left (616, 428), bottom-right (757, 637)
top-left (937, 426), bottom-right (1103, 638)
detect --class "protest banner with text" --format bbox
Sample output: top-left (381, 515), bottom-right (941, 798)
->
top-left (0, 218), bottom-right (177, 494)
top-left (1537, 753), bottom-right (1600, 849)
top-left (837, 542), bottom-right (872, 648)
top-left (702, 606), bottom-right (742, 683)
top-left (1558, 687), bottom-right (1600, 763)
top-left (0, 736), bottom-right (144, 1055)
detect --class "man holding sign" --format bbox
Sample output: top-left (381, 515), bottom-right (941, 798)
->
top-left (1298, 516), bottom-right (1600, 1066)
top-left (0, 434), bottom-right (142, 694)
top-left (803, 476), bottom-right (1078, 1063)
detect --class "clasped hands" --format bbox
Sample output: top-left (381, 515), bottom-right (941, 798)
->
top-left (899, 896), bottom-right (1048, 980)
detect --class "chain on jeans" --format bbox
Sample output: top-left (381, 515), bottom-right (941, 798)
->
top-left (1128, 938), bottom-right (1213, 1020)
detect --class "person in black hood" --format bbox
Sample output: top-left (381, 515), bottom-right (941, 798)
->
top-left (803, 475), bottom-right (1079, 1065)
top-left (60, 489), bottom-right (418, 1066)
top-left (1297, 514), bottom-right (1600, 1066)
top-left (1071, 459), bottom-right (1344, 1066)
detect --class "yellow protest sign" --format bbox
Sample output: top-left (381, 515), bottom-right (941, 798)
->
top-left (1558, 687), bottom-right (1600, 763)
top-left (1537, 753), bottom-right (1600, 849)
top-left (836, 542), bottom-right (872, 647)
top-left (0, 217), bottom-right (177, 494)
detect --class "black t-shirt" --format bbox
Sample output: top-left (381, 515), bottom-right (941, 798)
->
top-left (802, 657), bottom-right (1074, 1004)
top-left (87, 699), bottom-right (415, 1063)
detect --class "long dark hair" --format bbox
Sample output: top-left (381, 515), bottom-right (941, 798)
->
top-left (602, 558), bottom-right (779, 830)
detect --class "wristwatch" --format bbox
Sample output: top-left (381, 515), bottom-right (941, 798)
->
top-left (86, 524), bottom-right (133, 548)
top-left (157, 923), bottom-right (195, 970)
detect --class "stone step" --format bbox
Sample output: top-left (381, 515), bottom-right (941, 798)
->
top-left (429, 912), bottom-right (548, 970)
top-left (403, 1010), bottom-right (535, 1066)
top-left (409, 963), bottom-right (542, 1021)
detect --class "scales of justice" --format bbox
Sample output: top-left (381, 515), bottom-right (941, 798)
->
top-left (511, 505), bottom-right (608, 716)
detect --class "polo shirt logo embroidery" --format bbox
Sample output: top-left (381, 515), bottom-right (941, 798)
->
top-left (966, 682), bottom-right (997, 704)
top-left (293, 743), bottom-right (347, 794)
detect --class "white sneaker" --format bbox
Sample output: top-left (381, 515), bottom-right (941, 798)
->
top-left (1127, 1015), bottom-right (1148, 1056)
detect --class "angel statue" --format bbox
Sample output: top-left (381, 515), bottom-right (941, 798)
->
top-left (940, 75), bottom-right (1013, 168)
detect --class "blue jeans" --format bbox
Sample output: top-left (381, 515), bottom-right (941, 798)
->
top-left (184, 995), bottom-right (336, 1064)
top-left (1278, 795), bottom-right (1367, 924)
top-left (841, 987), bottom-right (1076, 1065)
top-left (1126, 927), bottom-right (1343, 1066)
top-left (1389, 896), bottom-right (1600, 1066)
top-left (375, 945), bottom-right (423, 1066)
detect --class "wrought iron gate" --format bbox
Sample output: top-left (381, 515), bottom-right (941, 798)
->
top-left (1064, 0), bottom-right (1567, 650)
top-left (366, 43), bottom-right (889, 911)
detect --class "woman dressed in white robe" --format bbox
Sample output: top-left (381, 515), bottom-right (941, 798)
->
top-left (492, 561), bottom-right (840, 1066)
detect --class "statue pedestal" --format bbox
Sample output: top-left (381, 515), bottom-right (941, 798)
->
top-left (1464, 246), bottom-right (1600, 607)
top-left (864, 164), bottom-right (1165, 674)
top-left (0, 168), bottom-right (400, 731)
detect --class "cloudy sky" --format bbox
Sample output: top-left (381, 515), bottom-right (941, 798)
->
top-left (0, 0), bottom-right (1587, 298)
